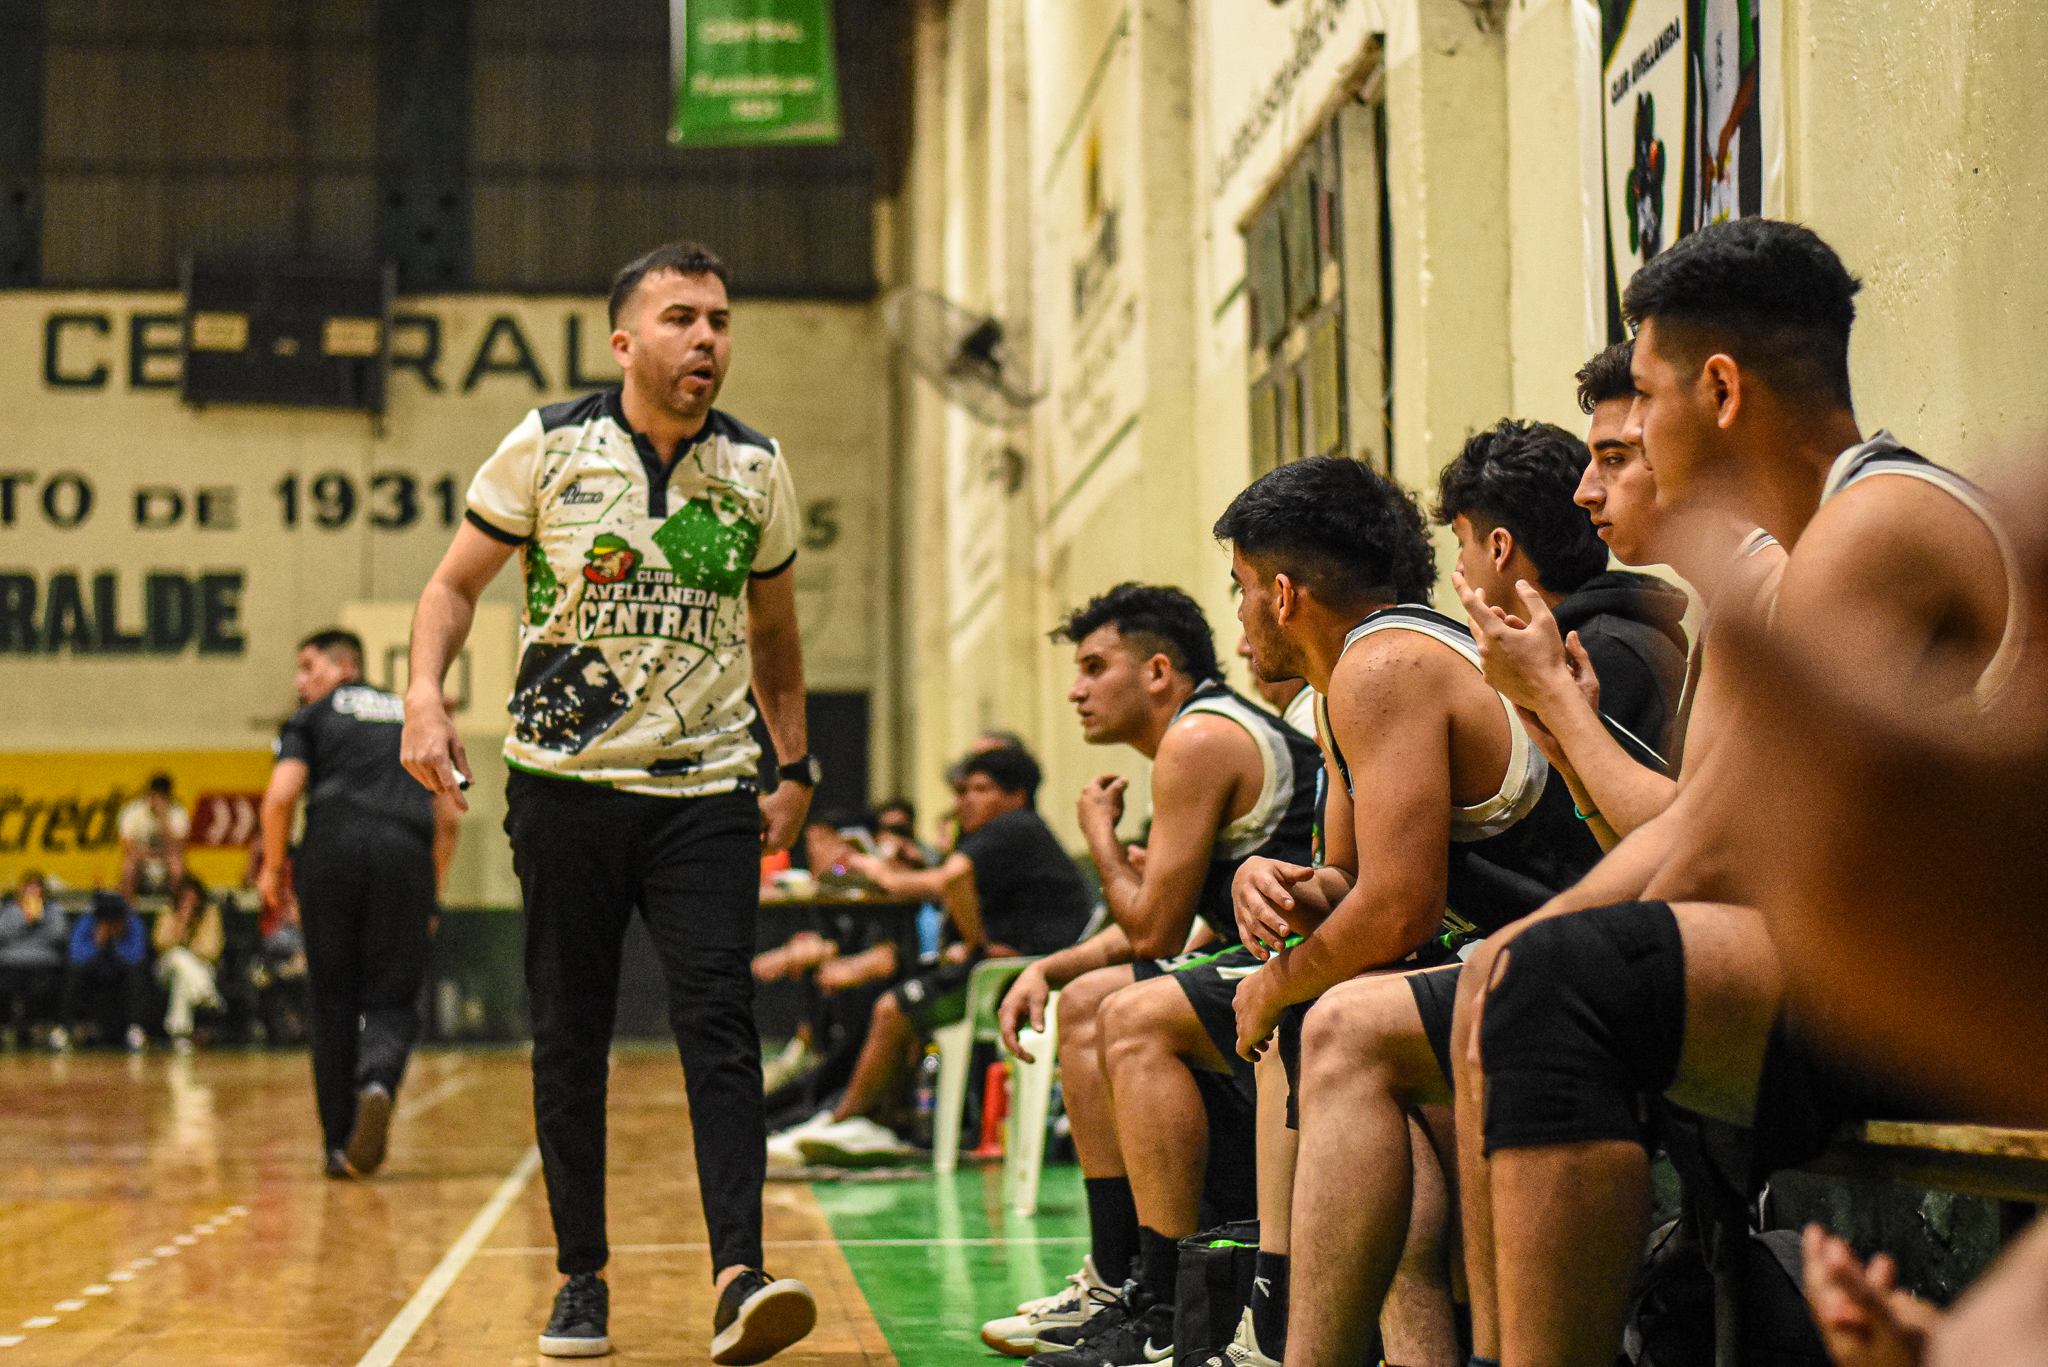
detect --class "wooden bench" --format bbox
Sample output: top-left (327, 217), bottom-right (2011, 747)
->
top-left (1812, 1121), bottom-right (2048, 1211)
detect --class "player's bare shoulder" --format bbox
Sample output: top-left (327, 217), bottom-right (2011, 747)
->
top-left (1328, 622), bottom-right (1474, 721)
top-left (1155, 708), bottom-right (1263, 800)
top-left (1787, 469), bottom-right (2008, 675)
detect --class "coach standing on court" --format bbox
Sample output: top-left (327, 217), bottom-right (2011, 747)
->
top-left (259, 629), bottom-right (461, 1179)
top-left (401, 242), bottom-right (820, 1365)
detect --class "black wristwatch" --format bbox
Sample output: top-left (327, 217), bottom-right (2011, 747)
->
top-left (777, 754), bottom-right (822, 788)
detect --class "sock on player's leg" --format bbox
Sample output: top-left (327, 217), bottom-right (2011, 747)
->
top-left (1084, 1177), bottom-right (1142, 1285)
top-left (1136, 1227), bottom-right (1179, 1305)
top-left (1249, 1251), bottom-right (1288, 1358)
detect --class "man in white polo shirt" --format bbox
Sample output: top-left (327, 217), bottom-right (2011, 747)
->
top-left (403, 242), bottom-right (819, 1365)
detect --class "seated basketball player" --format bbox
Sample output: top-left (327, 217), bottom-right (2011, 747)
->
top-left (1272, 359), bottom-right (1764, 1367)
top-left (1029, 458), bottom-right (1602, 1367)
top-left (1450, 218), bottom-right (2017, 1367)
top-left (1667, 459), bottom-right (2048, 1367)
top-left (979, 584), bottom-right (1320, 1356)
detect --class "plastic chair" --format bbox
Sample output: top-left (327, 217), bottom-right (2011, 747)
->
top-left (1003, 988), bottom-right (1059, 1215)
top-left (931, 956), bottom-right (1038, 1175)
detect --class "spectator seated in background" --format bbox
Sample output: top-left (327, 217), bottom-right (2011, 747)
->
top-left (0, 872), bottom-right (70, 1049)
top-left (153, 874), bottom-right (225, 1050)
top-left (753, 810), bottom-right (923, 1096)
top-left (771, 746), bottom-right (1094, 1168)
top-left (63, 891), bottom-right (149, 1051)
top-left (118, 772), bottom-right (188, 900)
top-left (873, 798), bottom-right (939, 871)
top-left (981, 582), bottom-right (1320, 1357)
top-left (249, 850), bottom-right (311, 1045)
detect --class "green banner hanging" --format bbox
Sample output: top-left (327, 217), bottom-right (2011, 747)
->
top-left (670, 0), bottom-right (842, 146)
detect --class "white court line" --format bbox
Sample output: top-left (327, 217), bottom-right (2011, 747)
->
top-left (395, 1073), bottom-right (474, 1121)
top-left (353, 1146), bottom-right (542, 1367)
top-left (475, 1235), bottom-right (1090, 1256)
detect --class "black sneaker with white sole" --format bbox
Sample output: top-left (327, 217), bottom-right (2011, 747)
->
top-left (1027, 1285), bottom-right (1174, 1366)
top-left (1032, 1281), bottom-right (1141, 1352)
top-left (710, 1268), bottom-right (817, 1365)
top-left (538, 1272), bottom-right (610, 1357)
top-left (344, 1083), bottom-right (392, 1176)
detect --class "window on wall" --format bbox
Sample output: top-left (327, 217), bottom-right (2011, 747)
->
top-left (1243, 92), bottom-right (1389, 477)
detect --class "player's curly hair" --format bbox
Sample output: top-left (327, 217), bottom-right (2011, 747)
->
top-left (1576, 340), bottom-right (1636, 415)
top-left (1213, 457), bottom-right (1436, 608)
top-left (1051, 583), bottom-right (1222, 683)
top-left (1434, 420), bottom-right (1609, 595)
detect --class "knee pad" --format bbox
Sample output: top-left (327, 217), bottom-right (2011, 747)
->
top-left (1478, 901), bottom-right (1686, 1154)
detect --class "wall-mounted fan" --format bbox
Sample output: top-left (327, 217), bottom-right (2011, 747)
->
top-left (884, 287), bottom-right (1041, 429)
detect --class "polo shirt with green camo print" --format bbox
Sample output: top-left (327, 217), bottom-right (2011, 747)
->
top-left (465, 389), bottom-right (798, 797)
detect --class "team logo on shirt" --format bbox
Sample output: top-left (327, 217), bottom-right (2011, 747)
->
top-left (577, 555), bottom-right (723, 646)
top-left (582, 533), bottom-right (641, 584)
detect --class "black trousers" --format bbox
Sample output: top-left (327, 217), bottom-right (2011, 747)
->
top-left (0, 964), bottom-right (63, 1037)
top-left (63, 955), bottom-right (147, 1041)
top-left (506, 770), bottom-right (766, 1278)
top-left (296, 820), bottom-right (436, 1151)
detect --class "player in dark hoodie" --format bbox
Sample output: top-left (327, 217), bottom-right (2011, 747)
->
top-left (1436, 419), bottom-right (1690, 759)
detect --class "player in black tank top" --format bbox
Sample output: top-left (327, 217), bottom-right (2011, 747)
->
top-left (1173, 678), bottom-right (1324, 943)
top-left (1208, 454), bottom-right (1681, 1367)
top-left (981, 588), bottom-right (1321, 1356)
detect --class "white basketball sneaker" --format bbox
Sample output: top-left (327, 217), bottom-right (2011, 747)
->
top-left (766, 1111), bottom-right (835, 1169)
top-left (1182, 1305), bottom-right (1278, 1367)
top-left (979, 1256), bottom-right (1114, 1357)
top-left (794, 1116), bottom-right (917, 1168)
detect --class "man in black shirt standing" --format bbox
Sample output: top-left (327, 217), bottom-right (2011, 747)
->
top-left (259, 629), bottom-right (460, 1180)
top-left (787, 745), bottom-right (1093, 1167)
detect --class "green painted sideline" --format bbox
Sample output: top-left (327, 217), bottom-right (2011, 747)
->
top-left (812, 1165), bottom-right (1091, 1367)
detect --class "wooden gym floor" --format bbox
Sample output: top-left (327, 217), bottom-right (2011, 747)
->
top-left (0, 1045), bottom-right (944, 1367)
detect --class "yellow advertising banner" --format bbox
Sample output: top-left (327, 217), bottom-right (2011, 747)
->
top-left (0, 750), bottom-right (273, 892)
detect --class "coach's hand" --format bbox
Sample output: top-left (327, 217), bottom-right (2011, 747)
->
top-left (998, 962), bottom-right (1052, 1063)
top-left (401, 690), bottom-right (472, 813)
top-left (759, 779), bottom-right (811, 855)
top-left (1233, 857), bottom-right (1311, 961)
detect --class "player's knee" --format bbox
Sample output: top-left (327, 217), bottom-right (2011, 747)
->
top-left (1300, 978), bottom-right (1402, 1087)
top-left (1478, 902), bottom-right (1685, 1156)
top-left (1061, 967), bottom-right (1122, 1034)
top-left (1097, 982), bottom-right (1175, 1064)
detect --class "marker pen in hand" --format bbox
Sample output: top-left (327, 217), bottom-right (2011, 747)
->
top-left (453, 768), bottom-right (472, 791)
